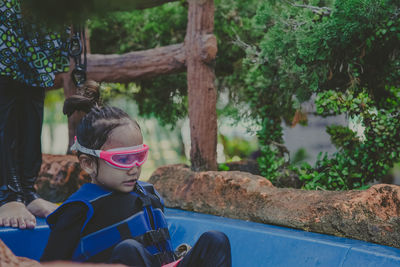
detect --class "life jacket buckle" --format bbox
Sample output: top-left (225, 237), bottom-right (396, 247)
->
top-left (145, 229), bottom-right (164, 244)
top-left (142, 228), bottom-right (170, 245)
top-left (140, 195), bottom-right (152, 207)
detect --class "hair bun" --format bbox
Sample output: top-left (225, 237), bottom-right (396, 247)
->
top-left (78, 80), bottom-right (101, 103)
top-left (63, 80), bottom-right (102, 117)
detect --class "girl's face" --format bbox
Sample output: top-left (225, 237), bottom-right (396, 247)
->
top-left (91, 121), bottom-right (144, 193)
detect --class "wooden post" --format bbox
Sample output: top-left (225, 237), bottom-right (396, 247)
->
top-left (51, 60), bottom-right (78, 152)
top-left (185, 0), bottom-right (218, 171)
top-left (61, 62), bottom-right (79, 152)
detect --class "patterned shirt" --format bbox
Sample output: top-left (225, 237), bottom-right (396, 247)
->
top-left (0, 0), bottom-right (70, 88)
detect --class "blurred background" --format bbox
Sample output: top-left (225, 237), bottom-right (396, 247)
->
top-left (41, 0), bottom-right (400, 188)
top-left (41, 88), bottom-right (260, 180)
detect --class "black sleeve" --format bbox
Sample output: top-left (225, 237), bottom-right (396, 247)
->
top-left (40, 203), bottom-right (88, 262)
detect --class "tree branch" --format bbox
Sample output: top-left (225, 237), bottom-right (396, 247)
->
top-left (86, 43), bottom-right (186, 83)
top-left (283, 0), bottom-right (332, 15)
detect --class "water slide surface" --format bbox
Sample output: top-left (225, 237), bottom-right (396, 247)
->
top-left (1, 208), bottom-right (400, 267)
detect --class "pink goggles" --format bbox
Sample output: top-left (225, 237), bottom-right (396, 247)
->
top-left (71, 137), bottom-right (149, 169)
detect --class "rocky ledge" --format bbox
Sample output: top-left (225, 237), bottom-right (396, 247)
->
top-left (149, 164), bottom-right (400, 248)
top-left (36, 154), bottom-right (91, 203)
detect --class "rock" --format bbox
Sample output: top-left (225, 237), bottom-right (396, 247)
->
top-left (36, 154), bottom-right (91, 203)
top-left (149, 164), bottom-right (400, 248)
top-left (43, 262), bottom-right (124, 267)
top-left (149, 164), bottom-right (274, 220)
top-left (0, 239), bottom-right (41, 267)
top-left (0, 240), bottom-right (124, 267)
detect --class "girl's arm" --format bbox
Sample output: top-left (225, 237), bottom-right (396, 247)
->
top-left (40, 203), bottom-right (88, 262)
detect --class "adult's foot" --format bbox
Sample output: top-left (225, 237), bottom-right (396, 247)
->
top-left (0, 201), bottom-right (36, 229)
top-left (27, 198), bottom-right (58, 218)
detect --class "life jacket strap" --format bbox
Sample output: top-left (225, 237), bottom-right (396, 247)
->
top-left (154, 251), bottom-right (177, 265)
top-left (73, 210), bottom-right (171, 261)
top-left (134, 228), bottom-right (171, 247)
top-left (138, 195), bottom-right (152, 207)
top-left (116, 222), bottom-right (132, 240)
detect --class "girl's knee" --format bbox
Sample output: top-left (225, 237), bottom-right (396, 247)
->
top-left (110, 239), bottom-right (148, 264)
top-left (200, 231), bottom-right (230, 246)
top-left (113, 239), bottom-right (143, 254)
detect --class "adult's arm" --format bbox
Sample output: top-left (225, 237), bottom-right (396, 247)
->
top-left (40, 203), bottom-right (88, 262)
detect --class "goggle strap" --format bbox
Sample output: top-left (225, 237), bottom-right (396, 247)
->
top-left (71, 136), bottom-right (101, 157)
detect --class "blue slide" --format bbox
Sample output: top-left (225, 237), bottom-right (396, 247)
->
top-left (1, 208), bottom-right (400, 266)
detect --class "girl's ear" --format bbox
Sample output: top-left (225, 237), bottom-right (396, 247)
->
top-left (79, 155), bottom-right (97, 177)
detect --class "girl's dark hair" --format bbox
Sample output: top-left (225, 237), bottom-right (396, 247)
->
top-left (63, 80), bottom-right (140, 151)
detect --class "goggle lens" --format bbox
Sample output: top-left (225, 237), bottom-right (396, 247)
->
top-left (111, 151), bottom-right (147, 166)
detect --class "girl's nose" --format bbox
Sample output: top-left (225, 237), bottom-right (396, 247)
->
top-left (127, 165), bottom-right (138, 175)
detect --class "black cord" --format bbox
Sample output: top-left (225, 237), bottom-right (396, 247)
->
top-left (69, 24), bottom-right (87, 87)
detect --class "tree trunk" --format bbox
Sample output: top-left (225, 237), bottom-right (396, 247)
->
top-left (185, 0), bottom-right (218, 171)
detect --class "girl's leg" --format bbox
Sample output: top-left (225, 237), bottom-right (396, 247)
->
top-left (0, 76), bottom-right (35, 229)
top-left (110, 239), bottom-right (160, 267)
top-left (178, 231), bottom-right (232, 267)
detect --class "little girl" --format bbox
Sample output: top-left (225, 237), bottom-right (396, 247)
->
top-left (40, 81), bottom-right (231, 267)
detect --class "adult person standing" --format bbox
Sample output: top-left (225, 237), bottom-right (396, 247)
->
top-left (0, 0), bottom-right (70, 229)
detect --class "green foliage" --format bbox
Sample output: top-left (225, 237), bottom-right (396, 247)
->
top-left (326, 125), bottom-right (358, 151)
top-left (291, 148), bottom-right (310, 165)
top-left (244, 0), bottom-right (400, 189)
top-left (297, 87), bottom-right (400, 190)
top-left (89, 3), bottom-right (188, 126)
top-left (98, 80), bottom-right (188, 126)
top-left (88, 0), bottom-right (262, 126)
top-left (298, 87), bottom-right (400, 190)
top-left (22, 0), bottom-right (177, 28)
top-left (44, 89), bottom-right (68, 124)
top-left (256, 118), bottom-right (287, 182)
top-left (82, 0), bottom-right (399, 191)
top-left (89, 3), bottom-right (187, 53)
top-left (219, 134), bottom-right (258, 161)
top-left (218, 163), bottom-right (230, 171)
